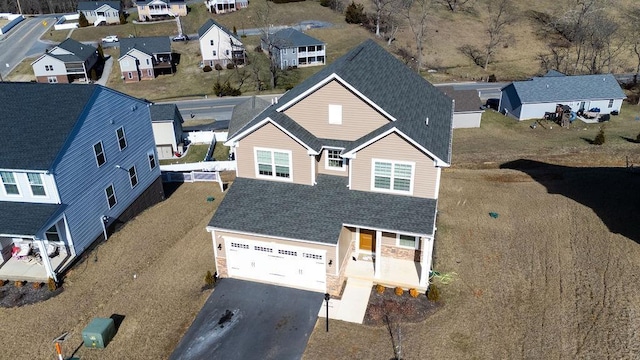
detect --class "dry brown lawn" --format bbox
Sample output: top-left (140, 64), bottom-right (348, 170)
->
top-left (0, 182), bottom-right (224, 359)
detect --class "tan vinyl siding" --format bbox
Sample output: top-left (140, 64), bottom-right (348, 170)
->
top-left (283, 80), bottom-right (390, 141)
top-left (317, 149), bottom-right (348, 177)
top-left (236, 122), bottom-right (312, 185)
top-left (382, 231), bottom-right (396, 246)
top-left (350, 132), bottom-right (438, 199)
top-left (213, 230), bottom-right (336, 273)
top-left (338, 227), bottom-right (354, 271)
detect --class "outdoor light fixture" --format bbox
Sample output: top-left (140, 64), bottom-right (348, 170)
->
top-left (328, 260), bottom-right (333, 266)
top-left (217, 243), bottom-right (222, 250)
top-left (101, 216), bottom-right (108, 223)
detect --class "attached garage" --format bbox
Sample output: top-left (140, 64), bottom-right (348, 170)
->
top-left (224, 237), bottom-right (327, 292)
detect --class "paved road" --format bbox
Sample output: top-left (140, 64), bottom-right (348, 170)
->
top-left (434, 81), bottom-right (507, 101)
top-left (0, 16), bottom-right (55, 79)
top-left (159, 94), bottom-right (280, 121)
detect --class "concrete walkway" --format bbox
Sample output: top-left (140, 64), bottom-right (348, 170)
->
top-left (319, 278), bottom-right (372, 324)
top-left (96, 56), bottom-right (113, 86)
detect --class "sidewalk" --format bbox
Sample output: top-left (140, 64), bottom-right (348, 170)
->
top-left (96, 56), bottom-right (113, 86)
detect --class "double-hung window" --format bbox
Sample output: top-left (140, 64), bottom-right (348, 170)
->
top-left (27, 173), bottom-right (46, 196)
top-left (397, 234), bottom-right (419, 249)
top-left (129, 166), bottom-right (138, 188)
top-left (148, 151), bottom-right (157, 170)
top-left (255, 148), bottom-right (291, 180)
top-left (0, 172), bottom-right (19, 195)
top-left (105, 184), bottom-right (117, 209)
top-left (116, 127), bottom-right (127, 151)
top-left (325, 149), bottom-right (344, 170)
top-left (372, 159), bottom-right (414, 194)
top-left (94, 141), bottom-right (106, 166)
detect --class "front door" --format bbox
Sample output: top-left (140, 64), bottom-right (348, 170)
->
top-left (359, 229), bottom-right (376, 252)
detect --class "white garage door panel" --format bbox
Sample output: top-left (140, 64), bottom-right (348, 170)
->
top-left (224, 238), bottom-right (327, 292)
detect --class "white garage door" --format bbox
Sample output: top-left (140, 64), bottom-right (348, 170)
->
top-left (225, 238), bottom-right (327, 292)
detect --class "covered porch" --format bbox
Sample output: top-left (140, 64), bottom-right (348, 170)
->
top-left (0, 248), bottom-right (72, 282)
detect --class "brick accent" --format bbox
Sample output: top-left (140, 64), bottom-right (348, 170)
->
top-left (216, 257), bottom-right (228, 277)
top-left (381, 244), bottom-right (421, 262)
top-left (140, 69), bottom-right (155, 80)
top-left (36, 75), bottom-right (69, 84)
top-left (122, 71), bottom-right (139, 82)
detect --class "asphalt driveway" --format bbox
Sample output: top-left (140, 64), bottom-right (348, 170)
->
top-left (169, 279), bottom-right (323, 360)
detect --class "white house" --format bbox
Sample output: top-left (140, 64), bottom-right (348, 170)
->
top-left (31, 38), bottom-right (99, 84)
top-left (77, 1), bottom-right (121, 25)
top-left (118, 37), bottom-right (173, 82)
top-left (499, 72), bottom-right (627, 121)
top-left (150, 104), bottom-right (184, 159)
top-left (198, 19), bottom-right (246, 67)
top-left (438, 86), bottom-right (484, 128)
top-left (204, 0), bottom-right (248, 14)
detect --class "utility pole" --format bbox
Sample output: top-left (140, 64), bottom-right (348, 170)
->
top-left (16, 0), bottom-right (22, 14)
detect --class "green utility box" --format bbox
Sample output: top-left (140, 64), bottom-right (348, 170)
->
top-left (82, 317), bottom-right (116, 349)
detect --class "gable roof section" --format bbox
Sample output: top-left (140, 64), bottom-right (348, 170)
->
top-left (266, 28), bottom-right (324, 49)
top-left (208, 175), bottom-right (437, 244)
top-left (56, 38), bottom-right (97, 61)
top-left (0, 83), bottom-right (99, 170)
top-left (438, 86), bottom-right (483, 112)
top-left (0, 202), bottom-right (62, 237)
top-left (150, 103), bottom-right (180, 122)
top-left (228, 96), bottom-right (271, 137)
top-left (197, 18), bottom-right (241, 42)
top-left (77, 1), bottom-right (120, 11)
top-left (542, 69), bottom-right (566, 77)
top-left (119, 37), bottom-right (171, 58)
top-left (510, 74), bottom-right (626, 104)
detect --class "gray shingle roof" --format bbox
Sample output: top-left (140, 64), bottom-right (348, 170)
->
top-left (150, 103), bottom-right (182, 123)
top-left (509, 74), bottom-right (626, 104)
top-left (77, 1), bottom-right (120, 11)
top-left (119, 37), bottom-right (171, 57)
top-left (438, 86), bottom-right (483, 112)
top-left (209, 175), bottom-right (437, 243)
top-left (0, 83), bottom-right (99, 170)
top-left (542, 69), bottom-right (566, 77)
top-left (0, 202), bottom-right (61, 237)
top-left (197, 18), bottom-right (241, 42)
top-left (55, 38), bottom-right (97, 62)
top-left (228, 96), bottom-right (271, 137)
top-left (266, 28), bottom-right (324, 49)
top-left (232, 39), bottom-right (453, 164)
top-left (140, 0), bottom-right (184, 4)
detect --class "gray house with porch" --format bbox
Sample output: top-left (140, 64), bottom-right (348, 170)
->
top-left (261, 28), bottom-right (326, 70)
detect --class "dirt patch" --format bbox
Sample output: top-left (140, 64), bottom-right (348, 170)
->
top-left (363, 286), bottom-right (441, 326)
top-left (0, 281), bottom-right (63, 308)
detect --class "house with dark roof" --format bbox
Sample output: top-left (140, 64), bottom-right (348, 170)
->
top-left (438, 86), bottom-right (484, 128)
top-left (150, 104), bottom-right (185, 159)
top-left (205, 0), bottom-right (248, 13)
top-left (118, 37), bottom-right (173, 82)
top-left (137, 0), bottom-right (187, 21)
top-left (77, 1), bottom-right (121, 25)
top-left (31, 38), bottom-right (99, 84)
top-left (198, 19), bottom-right (246, 67)
top-left (261, 28), bottom-right (326, 70)
top-left (0, 83), bottom-right (163, 282)
top-left (499, 73), bottom-right (626, 120)
top-left (206, 40), bottom-right (453, 296)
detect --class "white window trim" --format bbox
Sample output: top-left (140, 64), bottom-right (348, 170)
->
top-left (116, 126), bottom-right (127, 151)
top-left (370, 158), bottom-right (415, 195)
top-left (396, 234), bottom-right (420, 249)
top-left (0, 171), bottom-right (21, 196)
top-left (328, 104), bottom-right (342, 125)
top-left (324, 148), bottom-right (345, 171)
top-left (105, 184), bottom-right (117, 209)
top-left (254, 147), bottom-right (293, 182)
top-left (128, 166), bottom-right (138, 188)
top-left (93, 141), bottom-right (106, 167)
top-left (27, 172), bottom-right (47, 197)
top-left (148, 150), bottom-right (157, 170)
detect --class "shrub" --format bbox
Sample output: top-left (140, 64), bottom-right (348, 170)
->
top-left (394, 286), bottom-right (403, 296)
top-left (119, 12), bottom-right (127, 25)
top-left (15, 280), bottom-right (24, 288)
top-left (214, 63), bottom-right (224, 71)
top-left (376, 284), bottom-right (385, 294)
top-left (0, 279), bottom-right (5, 286)
top-left (202, 65), bottom-right (212, 72)
top-left (78, 13), bottom-right (89, 27)
top-left (232, 25), bottom-right (237, 35)
top-left (90, 68), bottom-right (98, 81)
top-left (32, 282), bottom-right (42, 289)
top-left (409, 288), bottom-right (419, 298)
top-left (427, 284), bottom-right (440, 302)
top-left (205, 271), bottom-right (214, 287)
top-left (213, 81), bottom-right (241, 96)
top-left (594, 127), bottom-right (605, 145)
top-left (345, 1), bottom-right (366, 24)
top-left (47, 277), bottom-right (57, 291)
top-left (226, 63), bottom-right (235, 70)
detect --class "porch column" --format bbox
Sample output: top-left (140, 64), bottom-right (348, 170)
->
top-left (35, 239), bottom-right (57, 283)
top-left (420, 236), bottom-right (434, 287)
top-left (374, 230), bottom-right (382, 278)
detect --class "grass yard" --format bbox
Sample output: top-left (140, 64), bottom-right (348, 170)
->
top-left (0, 181), bottom-right (225, 359)
top-left (42, 20), bottom-right (179, 43)
top-left (159, 144), bottom-right (209, 165)
top-left (5, 56), bottom-right (37, 82)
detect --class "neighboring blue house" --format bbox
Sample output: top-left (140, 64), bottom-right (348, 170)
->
top-left (499, 73), bottom-right (626, 120)
top-left (0, 83), bottom-right (163, 282)
top-left (261, 28), bottom-right (326, 70)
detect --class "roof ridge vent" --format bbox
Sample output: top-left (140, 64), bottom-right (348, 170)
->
top-left (425, 117), bottom-right (429, 126)
top-left (347, 46), bottom-right (364, 61)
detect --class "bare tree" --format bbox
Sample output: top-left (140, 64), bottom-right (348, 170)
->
top-left (401, 0), bottom-right (430, 72)
top-left (250, 0), bottom-right (280, 90)
top-left (482, 0), bottom-right (515, 70)
top-left (624, 6), bottom-right (640, 78)
top-left (435, 0), bottom-right (472, 12)
top-left (371, 0), bottom-right (394, 37)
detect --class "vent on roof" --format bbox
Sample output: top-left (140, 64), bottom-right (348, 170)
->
top-left (425, 117), bottom-right (429, 126)
top-left (546, 84), bottom-right (549, 88)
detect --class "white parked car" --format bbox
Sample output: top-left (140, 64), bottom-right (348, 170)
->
top-left (101, 35), bottom-right (119, 43)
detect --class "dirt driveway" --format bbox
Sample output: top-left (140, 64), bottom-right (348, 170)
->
top-left (0, 182), bottom-right (223, 360)
top-left (304, 166), bottom-right (640, 359)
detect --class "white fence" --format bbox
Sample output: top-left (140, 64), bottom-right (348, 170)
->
top-left (161, 171), bottom-right (224, 191)
top-left (0, 14), bottom-right (24, 35)
top-left (54, 14), bottom-right (79, 30)
top-left (160, 161), bottom-right (236, 172)
top-left (186, 131), bottom-right (228, 144)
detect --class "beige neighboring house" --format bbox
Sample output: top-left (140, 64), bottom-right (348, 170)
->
top-left (118, 37), bottom-right (173, 82)
top-left (204, 0), bottom-right (248, 14)
top-left (438, 86), bottom-right (484, 128)
top-left (31, 38), bottom-right (99, 84)
top-left (137, 0), bottom-right (187, 21)
top-left (150, 104), bottom-right (184, 159)
top-left (206, 40), bottom-right (454, 296)
top-left (77, 1), bottom-right (121, 25)
top-left (198, 19), bottom-right (246, 67)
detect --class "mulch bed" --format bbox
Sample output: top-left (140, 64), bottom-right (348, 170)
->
top-left (363, 286), bottom-right (441, 326)
top-left (0, 281), bottom-right (63, 308)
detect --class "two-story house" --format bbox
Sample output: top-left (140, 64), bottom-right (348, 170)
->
top-left (198, 19), bottom-right (246, 67)
top-left (31, 38), bottom-right (99, 84)
top-left (206, 40), bottom-right (453, 296)
top-left (118, 37), bottom-right (173, 82)
top-left (150, 103), bottom-right (184, 159)
top-left (137, 0), bottom-right (187, 21)
top-left (77, 1), bottom-right (121, 26)
top-left (261, 28), bottom-right (326, 70)
top-left (204, 0), bottom-right (248, 14)
top-left (0, 83), bottom-right (163, 282)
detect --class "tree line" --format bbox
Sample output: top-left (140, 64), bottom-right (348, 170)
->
top-left (0, 0), bottom-right (134, 14)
